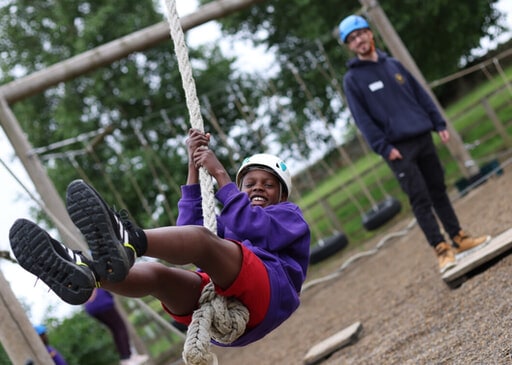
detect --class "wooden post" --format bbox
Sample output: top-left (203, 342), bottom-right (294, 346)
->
top-left (319, 198), bottom-right (344, 233)
top-left (481, 97), bottom-right (512, 148)
top-left (357, 0), bottom-right (479, 177)
top-left (0, 97), bottom-right (87, 251)
top-left (0, 270), bottom-right (54, 364)
top-left (113, 296), bottom-right (152, 362)
top-left (492, 58), bottom-right (512, 98)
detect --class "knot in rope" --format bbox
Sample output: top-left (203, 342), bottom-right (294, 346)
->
top-left (182, 282), bottom-right (249, 365)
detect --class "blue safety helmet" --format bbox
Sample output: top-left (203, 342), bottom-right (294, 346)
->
top-left (338, 15), bottom-right (370, 43)
top-left (34, 324), bottom-right (46, 335)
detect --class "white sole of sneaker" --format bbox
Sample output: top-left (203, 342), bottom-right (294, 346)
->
top-left (454, 235), bottom-right (492, 261)
top-left (439, 261), bottom-right (457, 274)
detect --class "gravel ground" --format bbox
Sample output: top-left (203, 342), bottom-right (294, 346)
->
top-left (213, 163), bottom-right (512, 365)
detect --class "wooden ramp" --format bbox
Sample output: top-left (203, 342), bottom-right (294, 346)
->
top-left (443, 228), bottom-right (512, 288)
top-left (303, 322), bottom-right (362, 365)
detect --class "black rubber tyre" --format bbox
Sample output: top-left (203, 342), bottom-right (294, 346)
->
top-left (362, 196), bottom-right (402, 231)
top-left (309, 232), bottom-right (349, 264)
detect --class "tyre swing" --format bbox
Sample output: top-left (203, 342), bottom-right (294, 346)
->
top-left (337, 142), bottom-right (401, 231)
top-left (353, 128), bottom-right (402, 231)
top-left (162, 1), bottom-right (249, 364)
top-left (307, 44), bottom-right (402, 231)
top-left (266, 79), bottom-right (348, 264)
top-left (309, 233), bottom-right (349, 264)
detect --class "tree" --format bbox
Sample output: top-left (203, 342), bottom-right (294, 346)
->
top-left (0, 0), bottom-right (258, 228)
top-left (200, 0), bottom-right (506, 81)
top-left (44, 313), bottom-right (119, 365)
top-left (3, 0), bottom-right (505, 216)
top-left (0, 344), bottom-right (12, 365)
top-left (193, 0), bottom-right (507, 163)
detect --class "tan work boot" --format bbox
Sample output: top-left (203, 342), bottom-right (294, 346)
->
top-left (435, 242), bottom-right (456, 274)
top-left (452, 230), bottom-right (491, 254)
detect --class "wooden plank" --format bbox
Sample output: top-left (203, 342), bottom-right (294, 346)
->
top-left (443, 228), bottom-right (512, 284)
top-left (303, 322), bottom-right (362, 365)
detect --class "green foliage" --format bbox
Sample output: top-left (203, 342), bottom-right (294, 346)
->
top-left (0, 0), bottom-right (251, 230)
top-left (45, 312), bottom-right (119, 365)
top-left (0, 344), bottom-right (12, 365)
top-left (196, 0), bottom-right (507, 157)
top-left (200, 0), bottom-right (506, 80)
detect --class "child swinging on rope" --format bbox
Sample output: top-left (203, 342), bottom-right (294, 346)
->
top-left (10, 128), bottom-right (311, 347)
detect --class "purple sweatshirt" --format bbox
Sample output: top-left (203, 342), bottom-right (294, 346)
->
top-left (84, 288), bottom-right (115, 315)
top-left (176, 182), bottom-right (310, 346)
top-left (46, 345), bottom-right (68, 365)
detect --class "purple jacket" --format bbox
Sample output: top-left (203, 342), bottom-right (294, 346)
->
top-left (46, 345), bottom-right (68, 365)
top-left (176, 182), bottom-right (310, 346)
top-left (84, 288), bottom-right (115, 315)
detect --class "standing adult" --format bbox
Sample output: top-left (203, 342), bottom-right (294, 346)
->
top-left (339, 15), bottom-right (490, 273)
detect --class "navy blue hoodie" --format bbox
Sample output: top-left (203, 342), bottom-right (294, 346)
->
top-left (343, 49), bottom-right (446, 158)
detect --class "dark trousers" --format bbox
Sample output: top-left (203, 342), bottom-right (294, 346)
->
top-left (387, 134), bottom-right (460, 247)
top-left (91, 307), bottom-right (132, 360)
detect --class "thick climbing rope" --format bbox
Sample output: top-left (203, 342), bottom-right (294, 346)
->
top-left (161, 0), bottom-right (216, 233)
top-left (160, 1), bottom-right (249, 364)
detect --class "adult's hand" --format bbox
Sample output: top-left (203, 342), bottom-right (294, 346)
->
top-left (388, 148), bottom-right (402, 161)
top-left (438, 129), bottom-right (450, 143)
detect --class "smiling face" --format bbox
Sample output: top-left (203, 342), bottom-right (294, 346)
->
top-left (240, 169), bottom-right (286, 207)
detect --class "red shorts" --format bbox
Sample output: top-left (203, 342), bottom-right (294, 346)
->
top-left (164, 242), bottom-right (270, 329)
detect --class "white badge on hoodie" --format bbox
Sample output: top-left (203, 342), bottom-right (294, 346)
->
top-left (368, 80), bottom-right (384, 92)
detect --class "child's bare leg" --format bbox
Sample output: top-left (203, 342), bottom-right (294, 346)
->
top-left (101, 262), bottom-right (204, 315)
top-left (144, 225), bottom-right (243, 290)
top-left (102, 226), bottom-right (243, 315)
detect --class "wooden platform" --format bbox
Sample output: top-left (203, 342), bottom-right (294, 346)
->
top-left (442, 228), bottom-right (512, 288)
top-left (303, 322), bottom-right (362, 365)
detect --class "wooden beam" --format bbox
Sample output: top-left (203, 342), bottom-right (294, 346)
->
top-left (0, 96), bottom-right (87, 250)
top-left (0, 0), bottom-right (266, 104)
top-left (0, 271), bottom-right (54, 364)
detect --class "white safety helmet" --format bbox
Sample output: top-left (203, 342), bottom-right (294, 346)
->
top-left (236, 153), bottom-right (292, 196)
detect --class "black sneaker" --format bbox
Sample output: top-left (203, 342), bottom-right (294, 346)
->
top-left (66, 179), bottom-right (147, 283)
top-left (9, 218), bottom-right (97, 305)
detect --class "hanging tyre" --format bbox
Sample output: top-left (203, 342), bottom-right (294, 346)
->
top-left (362, 196), bottom-right (402, 231)
top-left (309, 232), bottom-right (349, 264)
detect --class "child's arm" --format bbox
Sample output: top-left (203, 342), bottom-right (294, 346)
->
top-left (185, 128), bottom-right (210, 185)
top-left (193, 140), bottom-right (232, 188)
top-left (177, 128), bottom-right (211, 226)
